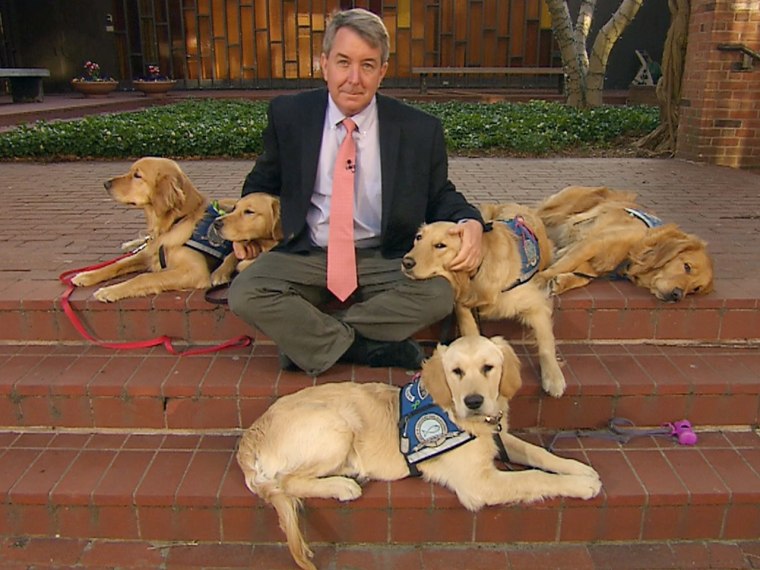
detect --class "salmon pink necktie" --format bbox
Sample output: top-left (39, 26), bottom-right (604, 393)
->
top-left (327, 118), bottom-right (358, 301)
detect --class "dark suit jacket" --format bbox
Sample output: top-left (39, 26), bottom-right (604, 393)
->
top-left (242, 88), bottom-right (483, 258)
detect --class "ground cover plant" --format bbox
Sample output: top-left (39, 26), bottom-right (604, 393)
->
top-left (0, 98), bottom-right (658, 160)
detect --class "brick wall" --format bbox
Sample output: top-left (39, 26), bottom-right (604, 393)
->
top-left (677, 0), bottom-right (760, 169)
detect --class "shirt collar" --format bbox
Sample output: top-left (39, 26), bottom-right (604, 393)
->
top-left (326, 94), bottom-right (377, 134)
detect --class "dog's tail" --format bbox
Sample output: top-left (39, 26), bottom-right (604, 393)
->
top-left (270, 491), bottom-right (315, 570)
top-left (237, 433), bottom-right (315, 570)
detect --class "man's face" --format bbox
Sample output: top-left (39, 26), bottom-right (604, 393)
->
top-left (320, 27), bottom-right (388, 116)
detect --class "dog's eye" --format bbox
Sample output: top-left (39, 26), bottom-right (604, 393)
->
top-left (244, 209), bottom-right (256, 215)
top-left (434, 242), bottom-right (446, 249)
top-left (451, 367), bottom-right (464, 378)
top-left (133, 171), bottom-right (142, 179)
top-left (482, 364), bottom-right (494, 375)
top-left (693, 286), bottom-right (701, 293)
top-left (415, 233), bottom-right (422, 242)
top-left (684, 263), bottom-right (692, 274)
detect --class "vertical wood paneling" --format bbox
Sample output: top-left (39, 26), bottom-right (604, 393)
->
top-left (119, 0), bottom-right (561, 88)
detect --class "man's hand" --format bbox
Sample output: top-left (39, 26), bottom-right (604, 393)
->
top-left (448, 219), bottom-right (484, 273)
top-left (233, 240), bottom-right (263, 260)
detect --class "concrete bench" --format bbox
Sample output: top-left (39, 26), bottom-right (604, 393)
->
top-left (0, 68), bottom-right (51, 103)
top-left (412, 66), bottom-right (565, 94)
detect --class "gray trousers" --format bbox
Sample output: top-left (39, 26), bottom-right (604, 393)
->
top-left (228, 248), bottom-right (454, 375)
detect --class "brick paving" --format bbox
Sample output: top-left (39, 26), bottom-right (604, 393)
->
top-left (1, 94), bottom-right (760, 570)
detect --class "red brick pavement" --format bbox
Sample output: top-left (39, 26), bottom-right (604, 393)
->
top-left (1, 157), bottom-right (757, 292)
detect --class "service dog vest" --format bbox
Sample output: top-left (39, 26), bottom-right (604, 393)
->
top-left (185, 201), bottom-right (233, 262)
top-left (500, 216), bottom-right (541, 291)
top-left (399, 374), bottom-right (475, 476)
top-left (624, 207), bottom-right (663, 228)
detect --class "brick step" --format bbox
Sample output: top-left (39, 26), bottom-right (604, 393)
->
top-left (2, 536), bottom-right (759, 570)
top-left (1, 428), bottom-right (759, 558)
top-left (2, 279), bottom-right (758, 345)
top-left (2, 342), bottom-right (758, 432)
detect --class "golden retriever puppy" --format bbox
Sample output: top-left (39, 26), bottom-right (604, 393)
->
top-left (536, 186), bottom-right (714, 301)
top-left (237, 335), bottom-right (601, 570)
top-left (402, 204), bottom-right (566, 397)
top-left (71, 157), bottom-right (239, 302)
top-left (207, 193), bottom-right (282, 285)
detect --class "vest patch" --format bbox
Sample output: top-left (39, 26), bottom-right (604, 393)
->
top-left (399, 375), bottom-right (475, 473)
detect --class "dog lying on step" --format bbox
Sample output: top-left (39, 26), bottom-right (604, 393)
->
top-left (237, 335), bottom-right (601, 570)
top-left (402, 203), bottom-right (566, 398)
top-left (536, 185), bottom-right (714, 301)
top-left (71, 157), bottom-right (234, 301)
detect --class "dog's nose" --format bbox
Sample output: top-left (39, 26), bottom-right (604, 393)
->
top-left (104, 180), bottom-right (112, 191)
top-left (667, 288), bottom-right (684, 302)
top-left (464, 394), bottom-right (484, 410)
top-left (402, 257), bottom-right (416, 270)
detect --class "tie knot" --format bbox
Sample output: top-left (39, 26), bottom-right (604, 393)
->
top-left (342, 118), bottom-right (356, 134)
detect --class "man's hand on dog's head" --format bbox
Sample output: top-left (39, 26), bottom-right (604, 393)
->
top-left (448, 219), bottom-right (484, 273)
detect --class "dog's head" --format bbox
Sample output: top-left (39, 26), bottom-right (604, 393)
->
top-left (402, 222), bottom-right (472, 293)
top-left (210, 193), bottom-right (283, 243)
top-left (104, 157), bottom-right (204, 219)
top-left (420, 335), bottom-right (522, 424)
top-left (626, 224), bottom-right (714, 302)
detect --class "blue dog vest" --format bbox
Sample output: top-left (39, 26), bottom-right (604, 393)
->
top-left (624, 207), bottom-right (663, 228)
top-left (185, 201), bottom-right (233, 262)
top-left (399, 374), bottom-right (475, 476)
top-left (501, 216), bottom-right (541, 291)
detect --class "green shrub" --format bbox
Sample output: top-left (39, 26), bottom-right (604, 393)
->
top-left (0, 98), bottom-right (659, 160)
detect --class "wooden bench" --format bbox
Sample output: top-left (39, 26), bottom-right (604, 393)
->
top-left (0, 68), bottom-right (51, 103)
top-left (412, 66), bottom-right (565, 94)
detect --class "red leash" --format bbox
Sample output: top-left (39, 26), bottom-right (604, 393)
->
top-left (58, 251), bottom-right (252, 356)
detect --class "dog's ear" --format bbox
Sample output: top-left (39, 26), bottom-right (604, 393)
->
top-left (269, 197), bottom-right (283, 241)
top-left (628, 225), bottom-right (704, 274)
top-left (489, 336), bottom-right (522, 400)
top-left (420, 344), bottom-right (453, 408)
top-left (153, 172), bottom-right (186, 215)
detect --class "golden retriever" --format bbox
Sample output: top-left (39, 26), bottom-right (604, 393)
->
top-left (237, 335), bottom-right (601, 570)
top-left (70, 157), bottom-right (271, 301)
top-left (206, 192), bottom-right (282, 285)
top-left (536, 186), bottom-right (714, 301)
top-left (401, 204), bottom-right (566, 398)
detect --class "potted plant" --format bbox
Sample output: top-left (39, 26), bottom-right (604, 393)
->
top-left (133, 64), bottom-right (177, 97)
top-left (70, 61), bottom-right (119, 97)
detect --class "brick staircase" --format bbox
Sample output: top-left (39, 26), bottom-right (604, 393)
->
top-left (1, 158), bottom-right (759, 568)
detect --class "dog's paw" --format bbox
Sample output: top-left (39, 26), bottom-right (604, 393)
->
top-left (541, 365), bottom-right (566, 398)
top-left (331, 477), bottom-right (363, 502)
top-left (93, 286), bottom-right (123, 303)
top-left (559, 459), bottom-right (600, 480)
top-left (71, 271), bottom-right (98, 288)
top-left (210, 270), bottom-right (232, 287)
top-left (564, 473), bottom-right (602, 500)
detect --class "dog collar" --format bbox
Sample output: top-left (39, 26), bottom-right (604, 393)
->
top-left (399, 374), bottom-right (476, 477)
top-left (500, 216), bottom-right (541, 292)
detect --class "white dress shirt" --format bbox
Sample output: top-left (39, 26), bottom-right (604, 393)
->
top-left (307, 95), bottom-right (383, 248)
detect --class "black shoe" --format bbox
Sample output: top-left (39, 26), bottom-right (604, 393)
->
top-left (278, 350), bottom-right (300, 372)
top-left (344, 336), bottom-right (425, 370)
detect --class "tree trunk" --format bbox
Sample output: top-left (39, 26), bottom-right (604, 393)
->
top-left (586, 0), bottom-right (645, 106)
top-left (636, 0), bottom-right (690, 154)
top-left (546, 0), bottom-right (587, 107)
top-left (546, 0), bottom-right (646, 109)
